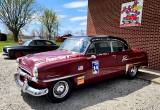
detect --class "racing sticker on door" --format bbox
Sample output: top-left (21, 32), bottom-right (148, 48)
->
top-left (92, 60), bottom-right (99, 74)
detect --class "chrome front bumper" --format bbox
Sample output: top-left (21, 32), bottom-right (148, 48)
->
top-left (14, 69), bottom-right (48, 96)
top-left (2, 52), bottom-right (8, 56)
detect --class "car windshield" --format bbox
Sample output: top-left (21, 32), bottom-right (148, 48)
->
top-left (23, 40), bottom-right (31, 46)
top-left (59, 38), bottom-right (88, 53)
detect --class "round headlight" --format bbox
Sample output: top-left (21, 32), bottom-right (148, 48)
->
top-left (16, 58), bottom-right (20, 63)
top-left (33, 66), bottom-right (38, 77)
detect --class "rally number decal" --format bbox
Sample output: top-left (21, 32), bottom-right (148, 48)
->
top-left (92, 60), bottom-right (99, 74)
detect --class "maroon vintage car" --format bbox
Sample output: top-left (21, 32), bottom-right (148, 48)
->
top-left (15, 36), bottom-right (148, 102)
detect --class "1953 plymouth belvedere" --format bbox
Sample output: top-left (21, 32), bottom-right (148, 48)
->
top-left (15, 35), bottom-right (148, 103)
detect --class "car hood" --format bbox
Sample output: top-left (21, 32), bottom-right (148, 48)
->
top-left (19, 50), bottom-right (81, 73)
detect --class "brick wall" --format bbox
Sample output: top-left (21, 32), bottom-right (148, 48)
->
top-left (87, 0), bottom-right (160, 70)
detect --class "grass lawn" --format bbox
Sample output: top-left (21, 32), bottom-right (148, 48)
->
top-left (0, 41), bottom-right (17, 52)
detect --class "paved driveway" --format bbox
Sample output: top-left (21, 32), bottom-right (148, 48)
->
top-left (0, 54), bottom-right (160, 110)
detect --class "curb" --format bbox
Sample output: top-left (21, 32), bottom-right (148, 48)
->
top-left (137, 68), bottom-right (160, 85)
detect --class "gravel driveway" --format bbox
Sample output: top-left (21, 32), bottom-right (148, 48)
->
top-left (0, 54), bottom-right (160, 110)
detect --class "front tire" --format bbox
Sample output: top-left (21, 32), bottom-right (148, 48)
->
top-left (126, 65), bottom-right (138, 79)
top-left (47, 79), bottom-right (72, 103)
top-left (8, 51), bottom-right (15, 59)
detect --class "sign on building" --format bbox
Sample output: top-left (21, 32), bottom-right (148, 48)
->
top-left (120, 0), bottom-right (143, 27)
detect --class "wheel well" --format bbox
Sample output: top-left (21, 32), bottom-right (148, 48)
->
top-left (126, 64), bottom-right (140, 74)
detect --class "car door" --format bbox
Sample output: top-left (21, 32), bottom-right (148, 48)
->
top-left (34, 40), bottom-right (58, 52)
top-left (23, 40), bottom-right (37, 55)
top-left (85, 40), bottom-right (117, 83)
top-left (111, 40), bottom-right (131, 75)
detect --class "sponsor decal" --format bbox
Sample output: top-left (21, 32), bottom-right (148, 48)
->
top-left (45, 56), bottom-right (70, 62)
top-left (92, 60), bottom-right (99, 74)
top-left (78, 65), bottom-right (83, 71)
top-left (77, 76), bottom-right (85, 85)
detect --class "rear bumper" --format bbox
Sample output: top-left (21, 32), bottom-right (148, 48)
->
top-left (14, 70), bottom-right (48, 96)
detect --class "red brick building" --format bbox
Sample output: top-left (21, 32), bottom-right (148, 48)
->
top-left (87, 0), bottom-right (160, 70)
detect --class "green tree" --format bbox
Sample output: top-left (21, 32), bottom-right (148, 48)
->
top-left (0, 0), bottom-right (37, 42)
top-left (40, 9), bottom-right (58, 40)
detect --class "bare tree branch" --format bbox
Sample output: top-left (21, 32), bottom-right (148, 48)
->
top-left (39, 9), bottom-right (58, 40)
top-left (0, 0), bottom-right (37, 42)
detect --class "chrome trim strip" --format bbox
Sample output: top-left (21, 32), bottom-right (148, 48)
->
top-left (2, 53), bottom-right (8, 56)
top-left (43, 73), bottom-right (85, 83)
top-left (14, 74), bottom-right (48, 96)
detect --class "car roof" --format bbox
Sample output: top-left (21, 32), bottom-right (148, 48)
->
top-left (70, 35), bottom-right (128, 46)
top-left (32, 39), bottom-right (50, 41)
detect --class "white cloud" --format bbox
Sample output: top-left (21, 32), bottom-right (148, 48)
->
top-left (70, 16), bottom-right (87, 22)
top-left (58, 15), bottom-right (67, 19)
top-left (80, 22), bottom-right (87, 26)
top-left (63, 1), bottom-right (88, 9)
top-left (78, 9), bottom-right (87, 12)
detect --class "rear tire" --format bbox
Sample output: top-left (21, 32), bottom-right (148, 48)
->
top-left (47, 79), bottom-right (72, 103)
top-left (126, 65), bottom-right (138, 79)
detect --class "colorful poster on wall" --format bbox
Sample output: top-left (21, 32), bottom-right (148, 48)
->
top-left (120, 0), bottom-right (143, 27)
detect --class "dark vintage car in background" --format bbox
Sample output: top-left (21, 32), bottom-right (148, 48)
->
top-left (3, 39), bottom-right (59, 58)
top-left (15, 36), bottom-right (148, 103)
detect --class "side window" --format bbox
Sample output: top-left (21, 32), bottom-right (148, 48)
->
top-left (95, 41), bottom-right (111, 54)
top-left (29, 41), bottom-right (36, 46)
top-left (36, 41), bottom-right (46, 46)
top-left (87, 41), bottom-right (111, 55)
top-left (112, 41), bottom-right (128, 52)
top-left (45, 41), bottom-right (54, 46)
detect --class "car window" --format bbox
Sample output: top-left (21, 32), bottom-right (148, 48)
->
top-left (23, 40), bottom-right (32, 46)
top-left (59, 39), bottom-right (88, 53)
top-left (35, 41), bottom-right (46, 46)
top-left (112, 41), bottom-right (128, 52)
top-left (44, 41), bottom-right (54, 46)
top-left (87, 41), bottom-right (111, 55)
top-left (29, 41), bottom-right (36, 46)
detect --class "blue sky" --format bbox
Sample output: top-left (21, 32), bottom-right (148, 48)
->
top-left (0, 0), bottom-right (88, 36)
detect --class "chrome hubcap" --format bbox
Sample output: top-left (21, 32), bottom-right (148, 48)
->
top-left (130, 66), bottom-right (137, 76)
top-left (53, 81), bottom-right (69, 98)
